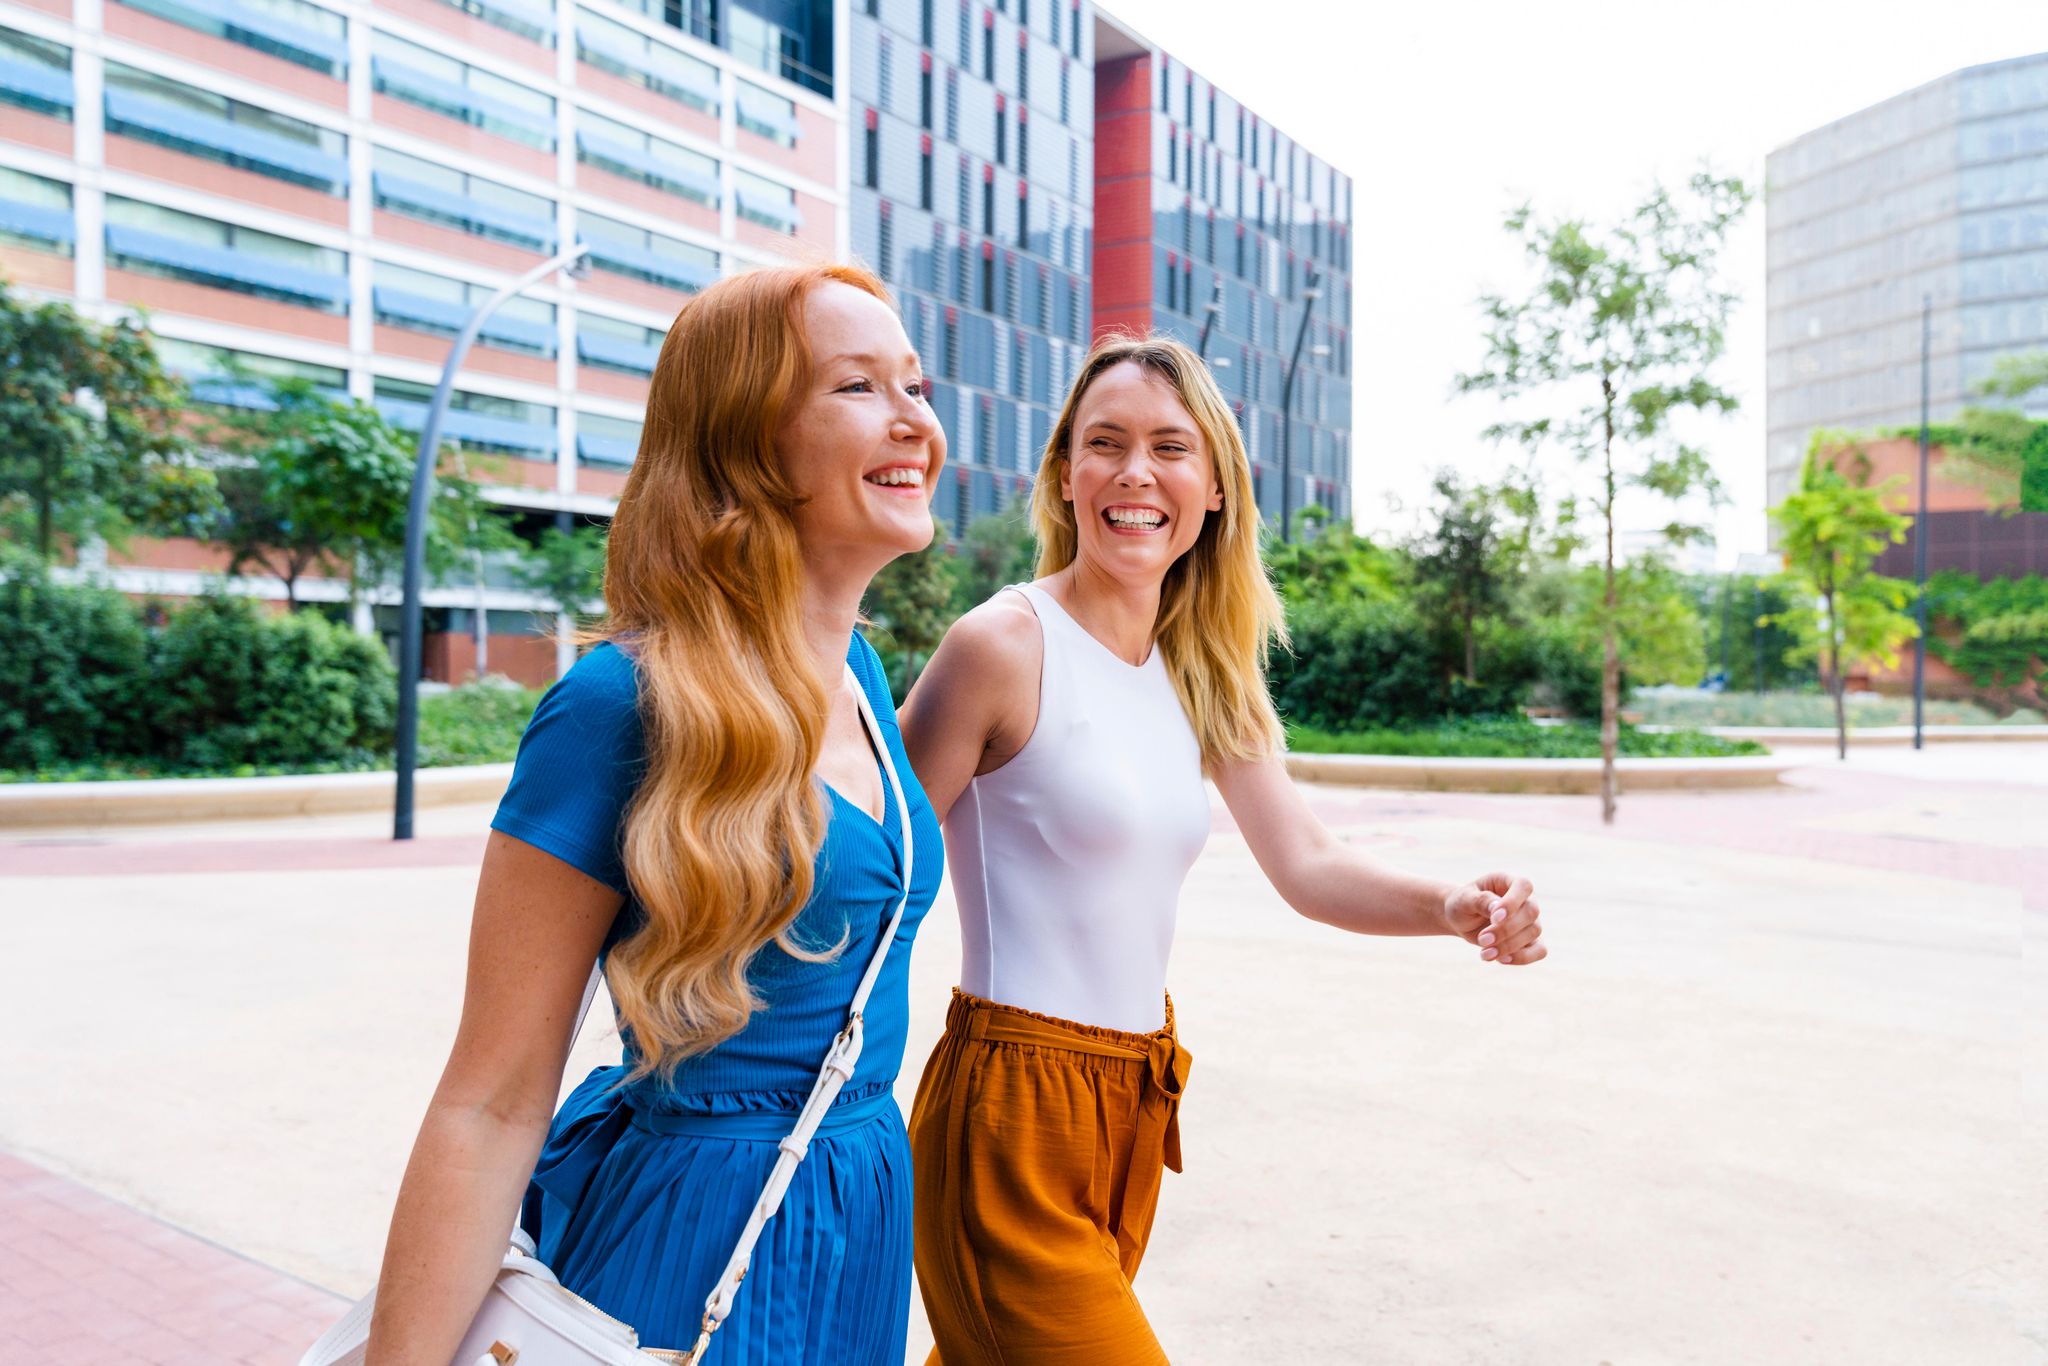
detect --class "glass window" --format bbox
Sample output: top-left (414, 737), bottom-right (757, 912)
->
top-left (0, 164), bottom-right (74, 254)
top-left (735, 81), bottom-right (798, 147)
top-left (0, 26), bottom-right (73, 120)
top-left (104, 62), bottom-right (347, 194)
top-left (727, 5), bottom-right (827, 97)
top-left (118, 0), bottom-right (347, 77)
top-left (372, 30), bottom-right (556, 150)
top-left (374, 376), bottom-right (556, 457)
top-left (577, 209), bottom-right (718, 291)
top-left (439, 0), bottom-right (554, 47)
top-left (576, 311), bottom-right (665, 373)
top-left (574, 7), bottom-right (717, 114)
top-left (373, 259), bottom-right (556, 354)
top-left (579, 108), bottom-right (719, 207)
top-left (577, 410), bottom-right (642, 465)
top-left (734, 167), bottom-right (798, 233)
top-left (372, 145), bottom-right (556, 250)
top-left (157, 336), bottom-right (347, 406)
top-left (104, 195), bottom-right (348, 310)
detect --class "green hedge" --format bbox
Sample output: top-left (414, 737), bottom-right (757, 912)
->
top-left (0, 555), bottom-right (396, 774)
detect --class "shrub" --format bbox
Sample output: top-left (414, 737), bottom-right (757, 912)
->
top-left (1270, 599), bottom-right (1527, 730)
top-left (417, 682), bottom-right (540, 767)
top-left (149, 594), bottom-right (395, 769)
top-left (0, 551), bottom-right (153, 767)
top-left (1287, 717), bottom-right (1766, 759)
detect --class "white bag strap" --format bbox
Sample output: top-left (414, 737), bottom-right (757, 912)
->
top-left (678, 663), bottom-right (914, 1364)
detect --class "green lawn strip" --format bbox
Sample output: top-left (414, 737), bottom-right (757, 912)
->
top-left (1286, 718), bottom-right (1767, 759)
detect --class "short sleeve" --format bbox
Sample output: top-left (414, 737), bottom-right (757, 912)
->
top-left (490, 642), bottom-right (645, 894)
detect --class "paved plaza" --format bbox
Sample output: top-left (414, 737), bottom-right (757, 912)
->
top-left (1, 744), bottom-right (2043, 1364)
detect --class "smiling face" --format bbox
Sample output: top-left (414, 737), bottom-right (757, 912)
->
top-left (1058, 360), bottom-right (1224, 586)
top-left (776, 281), bottom-right (946, 575)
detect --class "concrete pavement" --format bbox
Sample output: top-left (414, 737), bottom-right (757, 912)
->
top-left (1, 746), bottom-right (2043, 1363)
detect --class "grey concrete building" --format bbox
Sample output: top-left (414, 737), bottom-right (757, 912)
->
top-left (1765, 52), bottom-right (2048, 514)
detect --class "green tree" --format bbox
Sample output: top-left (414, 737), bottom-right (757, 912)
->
top-left (202, 376), bottom-right (509, 609)
top-left (1769, 439), bottom-right (1918, 759)
top-left (866, 516), bottom-right (958, 697)
top-left (0, 282), bottom-right (217, 559)
top-left (949, 508), bottom-right (1039, 616)
top-left (1456, 171), bottom-right (1751, 822)
top-left (1263, 507), bottom-right (1405, 610)
top-left (1407, 471), bottom-right (1510, 683)
top-left (513, 522), bottom-right (609, 677)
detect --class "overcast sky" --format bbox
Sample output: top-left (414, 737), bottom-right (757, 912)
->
top-left (1100, 0), bottom-right (2042, 566)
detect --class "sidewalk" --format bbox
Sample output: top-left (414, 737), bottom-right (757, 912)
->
top-left (0, 1150), bottom-right (341, 1366)
top-left (2, 746), bottom-right (2042, 1363)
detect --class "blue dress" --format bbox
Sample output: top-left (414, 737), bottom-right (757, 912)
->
top-left (489, 633), bottom-right (943, 1364)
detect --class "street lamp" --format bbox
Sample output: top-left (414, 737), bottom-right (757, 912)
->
top-left (1278, 266), bottom-right (1321, 543)
top-left (394, 241), bottom-right (593, 841)
top-left (1196, 275), bottom-right (1223, 360)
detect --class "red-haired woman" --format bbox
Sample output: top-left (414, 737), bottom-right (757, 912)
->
top-left (361, 265), bottom-right (946, 1365)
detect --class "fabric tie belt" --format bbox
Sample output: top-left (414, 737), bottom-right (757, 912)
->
top-left (959, 996), bottom-right (1193, 1261)
top-left (629, 1087), bottom-right (898, 1141)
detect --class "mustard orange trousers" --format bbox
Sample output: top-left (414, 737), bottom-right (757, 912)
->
top-left (909, 989), bottom-right (1193, 1365)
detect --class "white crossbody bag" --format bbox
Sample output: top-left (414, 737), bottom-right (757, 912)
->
top-left (300, 666), bottom-right (915, 1366)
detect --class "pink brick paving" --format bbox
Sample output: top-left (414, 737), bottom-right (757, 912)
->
top-left (0, 1150), bottom-right (344, 1366)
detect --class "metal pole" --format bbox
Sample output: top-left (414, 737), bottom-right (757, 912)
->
top-left (1196, 275), bottom-right (1222, 359)
top-left (1752, 579), bottom-right (1765, 693)
top-left (1719, 572), bottom-right (1731, 685)
top-left (395, 243), bottom-right (591, 840)
top-left (1278, 266), bottom-right (1320, 543)
top-left (1913, 292), bottom-right (1930, 752)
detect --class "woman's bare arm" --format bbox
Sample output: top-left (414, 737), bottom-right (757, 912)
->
top-left (1212, 753), bottom-right (1546, 964)
top-left (363, 832), bottom-right (622, 1366)
top-left (899, 594), bottom-right (1041, 824)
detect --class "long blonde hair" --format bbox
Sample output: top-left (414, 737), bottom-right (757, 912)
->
top-left (1031, 335), bottom-right (1288, 769)
top-left (599, 263), bottom-right (892, 1083)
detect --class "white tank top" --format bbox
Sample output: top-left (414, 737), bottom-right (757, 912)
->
top-left (947, 582), bottom-right (1212, 1033)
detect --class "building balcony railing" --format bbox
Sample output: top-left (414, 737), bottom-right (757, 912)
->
top-left (371, 54), bottom-right (555, 149)
top-left (120, 0), bottom-right (349, 77)
top-left (576, 432), bottom-right (637, 465)
top-left (581, 232), bottom-right (715, 292)
top-left (575, 131), bottom-right (719, 206)
top-left (104, 88), bottom-right (349, 191)
top-left (376, 396), bottom-right (557, 456)
top-left (106, 223), bottom-right (348, 308)
top-left (736, 187), bottom-right (800, 233)
top-left (574, 331), bottom-right (659, 374)
top-left (371, 170), bottom-right (556, 251)
top-left (0, 198), bottom-right (74, 250)
top-left (0, 55), bottom-right (74, 115)
top-left (373, 285), bottom-right (555, 353)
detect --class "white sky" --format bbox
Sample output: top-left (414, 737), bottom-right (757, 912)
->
top-left (1100, 0), bottom-right (2043, 567)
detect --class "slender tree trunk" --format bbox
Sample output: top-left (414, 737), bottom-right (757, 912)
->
top-left (36, 449), bottom-right (55, 559)
top-left (1824, 577), bottom-right (1847, 762)
top-left (1599, 376), bottom-right (1619, 825)
top-left (1463, 602), bottom-right (1477, 681)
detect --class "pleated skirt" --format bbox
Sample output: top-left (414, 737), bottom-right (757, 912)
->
top-left (521, 1064), bottom-right (915, 1366)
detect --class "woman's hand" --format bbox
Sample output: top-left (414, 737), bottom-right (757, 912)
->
top-left (1440, 873), bottom-right (1546, 966)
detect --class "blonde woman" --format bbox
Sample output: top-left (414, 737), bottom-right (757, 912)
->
top-left (900, 336), bottom-right (1548, 1363)
top-left (361, 264), bottom-right (945, 1365)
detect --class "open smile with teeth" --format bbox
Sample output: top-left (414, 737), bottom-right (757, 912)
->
top-left (1104, 506), bottom-right (1167, 532)
top-left (865, 466), bottom-right (926, 489)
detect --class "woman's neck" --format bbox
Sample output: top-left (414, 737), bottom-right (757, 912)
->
top-left (1046, 558), bottom-right (1162, 667)
top-left (799, 568), bottom-right (867, 692)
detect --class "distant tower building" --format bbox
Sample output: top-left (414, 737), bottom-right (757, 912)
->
top-left (1766, 53), bottom-right (2048, 518)
top-left (1089, 9), bottom-right (1353, 527)
top-left (847, 0), bottom-right (1097, 534)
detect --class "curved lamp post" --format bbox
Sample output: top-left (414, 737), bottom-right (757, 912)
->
top-left (1278, 266), bottom-right (1322, 543)
top-left (393, 242), bottom-right (592, 841)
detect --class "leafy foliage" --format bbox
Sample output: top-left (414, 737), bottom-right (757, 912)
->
top-left (1768, 438), bottom-right (1918, 757)
top-left (948, 508), bottom-right (1039, 616)
top-left (0, 554), bottom-right (394, 773)
top-left (416, 682), bottom-right (542, 767)
top-left (1455, 171), bottom-right (1751, 820)
top-left (1923, 570), bottom-right (2048, 701)
top-left (514, 523), bottom-right (609, 626)
top-left (1407, 471), bottom-right (1511, 683)
top-left (865, 517), bottom-right (958, 696)
top-left (0, 283), bottom-right (217, 558)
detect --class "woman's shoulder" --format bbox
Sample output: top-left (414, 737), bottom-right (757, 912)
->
top-left (941, 585), bottom-right (1043, 670)
top-left (523, 640), bottom-right (643, 749)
